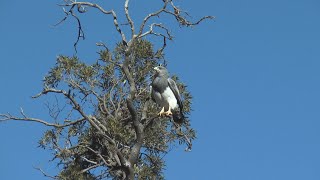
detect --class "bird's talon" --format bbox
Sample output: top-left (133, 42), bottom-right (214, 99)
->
top-left (165, 111), bottom-right (173, 116)
top-left (158, 107), bottom-right (165, 117)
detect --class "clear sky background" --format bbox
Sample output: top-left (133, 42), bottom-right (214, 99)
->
top-left (1, 0), bottom-right (320, 179)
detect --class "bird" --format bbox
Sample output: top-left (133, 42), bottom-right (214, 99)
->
top-left (151, 66), bottom-right (184, 123)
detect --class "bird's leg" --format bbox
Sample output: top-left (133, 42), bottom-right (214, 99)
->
top-left (158, 107), bottom-right (165, 116)
top-left (164, 107), bottom-right (173, 116)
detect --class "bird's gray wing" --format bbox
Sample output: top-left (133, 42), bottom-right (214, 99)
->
top-left (167, 78), bottom-right (183, 110)
top-left (150, 85), bottom-right (156, 102)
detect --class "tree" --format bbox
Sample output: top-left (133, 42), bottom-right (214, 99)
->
top-left (0, 1), bottom-right (212, 179)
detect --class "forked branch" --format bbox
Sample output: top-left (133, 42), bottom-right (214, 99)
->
top-left (0, 108), bottom-right (85, 128)
top-left (59, 2), bottom-right (127, 45)
top-left (137, 0), bottom-right (213, 52)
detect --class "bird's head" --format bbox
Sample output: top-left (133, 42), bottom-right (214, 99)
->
top-left (154, 66), bottom-right (168, 76)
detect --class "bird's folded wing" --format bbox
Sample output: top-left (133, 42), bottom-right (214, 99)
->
top-left (167, 78), bottom-right (183, 110)
top-left (150, 85), bottom-right (156, 102)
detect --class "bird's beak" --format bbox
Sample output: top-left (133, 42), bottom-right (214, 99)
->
top-left (153, 67), bottom-right (159, 72)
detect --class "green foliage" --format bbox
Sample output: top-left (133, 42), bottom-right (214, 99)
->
top-left (58, 163), bottom-right (96, 180)
top-left (38, 39), bottom-right (195, 179)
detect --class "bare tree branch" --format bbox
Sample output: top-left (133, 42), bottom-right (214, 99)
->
top-left (0, 108), bottom-right (85, 128)
top-left (80, 162), bottom-right (104, 174)
top-left (84, 146), bottom-right (111, 166)
top-left (53, 7), bottom-right (69, 27)
top-left (138, 23), bottom-right (173, 40)
top-left (32, 88), bottom-right (88, 118)
top-left (163, 7), bottom-right (214, 27)
top-left (136, 0), bottom-right (213, 57)
top-left (61, 2), bottom-right (127, 45)
top-left (121, 52), bottom-right (144, 170)
top-left (122, 55), bottom-right (136, 97)
top-left (53, 5), bottom-right (84, 52)
top-left (82, 156), bottom-right (98, 165)
top-left (154, 37), bottom-right (167, 58)
top-left (31, 88), bottom-right (116, 148)
top-left (70, 8), bottom-right (85, 52)
top-left (138, 0), bottom-right (169, 36)
top-left (126, 99), bottom-right (143, 165)
top-left (124, 0), bottom-right (135, 38)
top-left (173, 122), bottom-right (193, 152)
top-left (34, 167), bottom-right (58, 179)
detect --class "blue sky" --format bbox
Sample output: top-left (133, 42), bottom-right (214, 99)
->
top-left (1, 0), bottom-right (320, 179)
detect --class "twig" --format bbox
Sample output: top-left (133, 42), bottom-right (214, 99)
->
top-left (53, 5), bottom-right (84, 52)
top-left (82, 156), bottom-right (98, 165)
top-left (0, 109), bottom-right (85, 128)
top-left (70, 9), bottom-right (85, 53)
top-left (80, 162), bottom-right (104, 174)
top-left (139, 23), bottom-right (173, 40)
top-left (138, 0), bottom-right (169, 36)
top-left (154, 37), bottom-right (166, 58)
top-left (85, 146), bottom-right (110, 166)
top-left (61, 2), bottom-right (127, 45)
top-left (34, 166), bottom-right (58, 179)
top-left (163, 9), bottom-right (214, 27)
top-left (173, 122), bottom-right (192, 152)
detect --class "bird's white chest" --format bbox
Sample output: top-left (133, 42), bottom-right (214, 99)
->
top-left (154, 87), bottom-right (178, 110)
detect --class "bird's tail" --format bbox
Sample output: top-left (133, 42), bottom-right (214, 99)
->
top-left (172, 110), bottom-right (185, 124)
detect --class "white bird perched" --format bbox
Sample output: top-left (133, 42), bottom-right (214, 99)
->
top-left (151, 66), bottom-right (184, 123)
